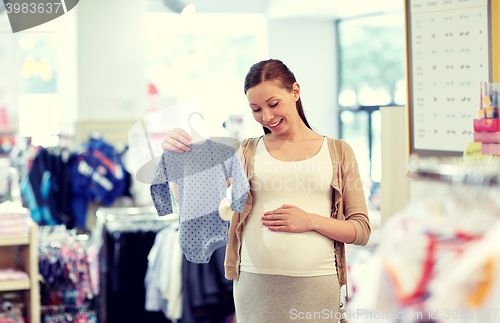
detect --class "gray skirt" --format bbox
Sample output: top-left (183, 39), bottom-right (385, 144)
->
top-left (233, 271), bottom-right (341, 323)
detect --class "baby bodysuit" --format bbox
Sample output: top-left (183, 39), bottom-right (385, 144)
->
top-left (150, 139), bottom-right (249, 263)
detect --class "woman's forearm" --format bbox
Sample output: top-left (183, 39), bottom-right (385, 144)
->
top-left (308, 213), bottom-right (357, 244)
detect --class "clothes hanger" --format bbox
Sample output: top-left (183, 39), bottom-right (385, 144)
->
top-left (135, 110), bottom-right (242, 184)
top-left (188, 112), bottom-right (208, 145)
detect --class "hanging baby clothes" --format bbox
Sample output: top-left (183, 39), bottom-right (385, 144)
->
top-left (21, 147), bottom-right (74, 227)
top-left (151, 139), bottom-right (249, 263)
top-left (144, 222), bottom-right (183, 321)
top-left (68, 138), bottom-right (128, 228)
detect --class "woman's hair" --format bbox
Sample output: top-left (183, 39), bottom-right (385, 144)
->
top-left (244, 59), bottom-right (312, 134)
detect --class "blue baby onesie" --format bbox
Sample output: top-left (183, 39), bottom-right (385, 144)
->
top-left (151, 139), bottom-right (249, 263)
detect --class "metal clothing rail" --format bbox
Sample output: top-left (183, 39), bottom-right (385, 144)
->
top-left (95, 206), bottom-right (178, 235)
top-left (96, 206), bottom-right (178, 223)
top-left (407, 154), bottom-right (500, 186)
top-left (95, 206), bottom-right (178, 323)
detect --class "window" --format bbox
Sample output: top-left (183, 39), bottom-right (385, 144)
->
top-left (338, 12), bottom-right (406, 108)
top-left (337, 12), bottom-right (405, 221)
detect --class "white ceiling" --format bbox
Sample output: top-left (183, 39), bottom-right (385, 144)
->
top-left (266, 0), bottom-right (404, 19)
top-left (150, 0), bottom-right (404, 19)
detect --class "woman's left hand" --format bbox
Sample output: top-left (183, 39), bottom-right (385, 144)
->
top-left (261, 204), bottom-right (314, 233)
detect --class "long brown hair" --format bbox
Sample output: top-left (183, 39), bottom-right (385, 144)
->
top-left (244, 59), bottom-right (312, 134)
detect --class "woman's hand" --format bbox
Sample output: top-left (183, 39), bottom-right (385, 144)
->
top-left (261, 204), bottom-right (315, 233)
top-left (161, 128), bottom-right (192, 153)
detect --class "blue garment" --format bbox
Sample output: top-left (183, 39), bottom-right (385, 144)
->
top-left (69, 138), bottom-right (128, 228)
top-left (21, 148), bottom-right (74, 227)
top-left (151, 139), bottom-right (249, 263)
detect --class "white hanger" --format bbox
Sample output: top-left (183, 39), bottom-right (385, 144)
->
top-left (188, 112), bottom-right (207, 144)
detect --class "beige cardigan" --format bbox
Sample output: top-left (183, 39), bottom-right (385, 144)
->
top-left (224, 135), bottom-right (371, 287)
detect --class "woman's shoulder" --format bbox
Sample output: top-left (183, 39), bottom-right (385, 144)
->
top-left (324, 137), bottom-right (356, 158)
top-left (239, 135), bottom-right (264, 148)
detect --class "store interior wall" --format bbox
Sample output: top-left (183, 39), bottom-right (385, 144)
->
top-left (73, 0), bottom-right (340, 141)
top-left (57, 9), bottom-right (78, 136)
top-left (267, 19), bottom-right (338, 138)
top-left (76, 0), bottom-right (148, 123)
top-left (0, 16), bottom-right (21, 134)
top-left (0, 0), bottom-right (341, 144)
top-left (380, 106), bottom-right (411, 225)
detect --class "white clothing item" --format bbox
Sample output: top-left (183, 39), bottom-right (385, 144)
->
top-left (239, 136), bottom-right (337, 276)
top-left (159, 225), bottom-right (179, 301)
top-left (218, 186), bottom-right (233, 221)
top-left (145, 227), bottom-right (172, 312)
top-left (166, 230), bottom-right (183, 320)
top-left (425, 218), bottom-right (500, 323)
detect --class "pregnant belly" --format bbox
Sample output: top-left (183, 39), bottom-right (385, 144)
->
top-left (242, 224), bottom-right (336, 273)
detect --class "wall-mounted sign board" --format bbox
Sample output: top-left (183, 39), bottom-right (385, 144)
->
top-left (406, 0), bottom-right (492, 156)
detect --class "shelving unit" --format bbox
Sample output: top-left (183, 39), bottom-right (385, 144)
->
top-left (0, 220), bottom-right (40, 323)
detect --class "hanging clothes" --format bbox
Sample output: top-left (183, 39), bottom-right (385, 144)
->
top-left (181, 246), bottom-right (235, 323)
top-left (38, 225), bottom-right (96, 321)
top-left (144, 224), bottom-right (236, 323)
top-left (101, 213), bottom-right (175, 323)
top-left (69, 137), bottom-right (129, 228)
top-left (347, 159), bottom-right (500, 323)
top-left (21, 147), bottom-right (74, 227)
top-left (151, 139), bottom-right (249, 263)
top-left (144, 222), bottom-right (183, 320)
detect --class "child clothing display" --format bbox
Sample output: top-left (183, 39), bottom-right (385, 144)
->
top-left (347, 160), bottom-right (500, 323)
top-left (69, 138), bottom-right (129, 228)
top-left (151, 139), bottom-right (249, 263)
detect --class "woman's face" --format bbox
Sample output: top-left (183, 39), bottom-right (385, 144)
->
top-left (246, 80), bottom-right (300, 134)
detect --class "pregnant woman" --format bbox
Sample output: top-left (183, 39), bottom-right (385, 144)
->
top-left (161, 59), bottom-right (371, 323)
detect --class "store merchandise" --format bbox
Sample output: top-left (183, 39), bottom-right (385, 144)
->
top-left (20, 147), bottom-right (74, 227)
top-left (347, 158), bottom-right (500, 323)
top-left (474, 82), bottom-right (500, 154)
top-left (0, 269), bottom-right (29, 281)
top-left (41, 305), bottom-right (97, 323)
top-left (10, 139), bottom-right (40, 182)
top-left (145, 222), bottom-right (235, 323)
top-left (100, 213), bottom-right (174, 323)
top-left (97, 207), bottom-right (236, 323)
top-left (17, 137), bottom-right (132, 229)
top-left (0, 201), bottom-right (30, 236)
top-left (69, 137), bottom-right (130, 228)
top-left (38, 225), bottom-right (97, 321)
top-left (181, 246), bottom-right (235, 323)
top-left (151, 139), bottom-right (249, 263)
top-left (144, 223), bottom-right (182, 320)
top-left (0, 292), bottom-right (24, 323)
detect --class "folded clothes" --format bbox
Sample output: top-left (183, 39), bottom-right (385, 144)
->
top-left (0, 269), bottom-right (29, 281)
top-left (0, 230), bottom-right (29, 237)
top-left (0, 226), bottom-right (30, 234)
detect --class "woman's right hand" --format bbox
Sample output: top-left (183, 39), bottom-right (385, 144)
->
top-left (161, 128), bottom-right (192, 153)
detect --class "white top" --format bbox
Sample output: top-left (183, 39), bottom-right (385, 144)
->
top-left (239, 136), bottom-right (337, 276)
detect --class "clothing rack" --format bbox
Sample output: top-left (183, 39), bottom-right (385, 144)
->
top-left (95, 206), bottom-right (176, 222)
top-left (95, 207), bottom-right (178, 323)
top-left (95, 207), bottom-right (178, 233)
top-left (407, 154), bottom-right (500, 186)
top-left (345, 155), bottom-right (500, 323)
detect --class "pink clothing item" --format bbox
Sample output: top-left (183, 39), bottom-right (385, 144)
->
top-left (0, 269), bottom-right (29, 281)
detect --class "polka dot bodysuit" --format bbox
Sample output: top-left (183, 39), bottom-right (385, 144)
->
top-left (151, 139), bottom-right (249, 263)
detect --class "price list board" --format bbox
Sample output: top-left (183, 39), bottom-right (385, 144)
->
top-left (407, 0), bottom-right (491, 156)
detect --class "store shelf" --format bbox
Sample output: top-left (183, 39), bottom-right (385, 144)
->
top-left (0, 220), bottom-right (39, 323)
top-left (0, 279), bottom-right (30, 292)
top-left (0, 234), bottom-right (29, 247)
